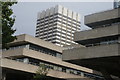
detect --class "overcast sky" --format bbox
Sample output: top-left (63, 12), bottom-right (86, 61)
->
top-left (12, 1), bottom-right (113, 36)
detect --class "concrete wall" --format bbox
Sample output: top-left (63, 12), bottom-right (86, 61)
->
top-left (9, 34), bottom-right (63, 53)
top-left (37, 5), bottom-right (80, 22)
top-left (74, 24), bottom-right (120, 42)
top-left (85, 8), bottom-right (120, 25)
top-left (63, 44), bottom-right (120, 60)
top-left (1, 58), bottom-right (86, 79)
top-left (2, 48), bottom-right (93, 73)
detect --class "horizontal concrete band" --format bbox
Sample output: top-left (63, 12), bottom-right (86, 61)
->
top-left (1, 58), bottom-right (85, 79)
top-left (2, 48), bottom-right (93, 73)
top-left (63, 43), bottom-right (120, 60)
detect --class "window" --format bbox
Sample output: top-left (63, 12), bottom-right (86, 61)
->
top-left (62, 67), bottom-right (66, 72)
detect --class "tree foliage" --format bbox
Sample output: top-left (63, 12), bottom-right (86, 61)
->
top-left (33, 64), bottom-right (49, 80)
top-left (1, 1), bottom-right (17, 49)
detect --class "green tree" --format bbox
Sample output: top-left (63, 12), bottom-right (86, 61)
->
top-left (33, 64), bottom-right (49, 80)
top-left (1, 0), bottom-right (17, 49)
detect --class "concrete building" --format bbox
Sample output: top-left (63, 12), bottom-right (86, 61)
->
top-left (35, 5), bottom-right (80, 47)
top-left (63, 8), bottom-right (120, 80)
top-left (1, 34), bottom-right (102, 80)
top-left (114, 0), bottom-right (120, 8)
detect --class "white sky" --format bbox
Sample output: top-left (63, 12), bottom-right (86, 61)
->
top-left (17, 0), bottom-right (114, 2)
top-left (12, 1), bottom-right (114, 36)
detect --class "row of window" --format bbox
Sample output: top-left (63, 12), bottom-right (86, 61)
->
top-left (36, 22), bottom-right (57, 29)
top-left (92, 20), bottom-right (120, 29)
top-left (8, 44), bottom-right (62, 59)
top-left (36, 27), bottom-right (75, 39)
top-left (37, 19), bottom-right (80, 30)
top-left (37, 13), bottom-right (80, 24)
top-left (55, 43), bottom-right (63, 47)
top-left (39, 33), bottom-right (73, 40)
top-left (36, 23), bottom-right (79, 36)
top-left (37, 33), bottom-right (72, 41)
top-left (29, 44), bottom-right (62, 59)
top-left (44, 37), bottom-right (74, 46)
top-left (11, 57), bottom-right (103, 80)
top-left (51, 39), bottom-right (73, 45)
top-left (36, 27), bottom-right (57, 34)
top-left (39, 33), bottom-right (74, 44)
top-left (37, 15), bottom-right (80, 26)
top-left (52, 41), bottom-right (71, 46)
top-left (57, 22), bottom-right (80, 31)
top-left (36, 21), bottom-right (80, 32)
top-left (37, 16), bottom-right (80, 27)
top-left (36, 28), bottom-right (76, 37)
top-left (85, 39), bottom-right (119, 47)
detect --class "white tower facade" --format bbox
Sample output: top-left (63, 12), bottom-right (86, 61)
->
top-left (36, 5), bottom-right (80, 47)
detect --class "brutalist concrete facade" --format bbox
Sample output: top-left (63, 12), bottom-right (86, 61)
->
top-left (1, 34), bottom-right (101, 80)
top-left (63, 8), bottom-right (120, 80)
top-left (36, 5), bottom-right (80, 47)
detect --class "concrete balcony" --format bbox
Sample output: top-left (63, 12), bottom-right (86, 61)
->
top-left (63, 43), bottom-right (120, 77)
top-left (85, 8), bottom-right (120, 27)
top-left (1, 58), bottom-right (86, 79)
top-left (63, 43), bottom-right (120, 61)
top-left (2, 48), bottom-right (93, 73)
top-left (74, 24), bottom-right (120, 44)
top-left (9, 34), bottom-right (63, 53)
